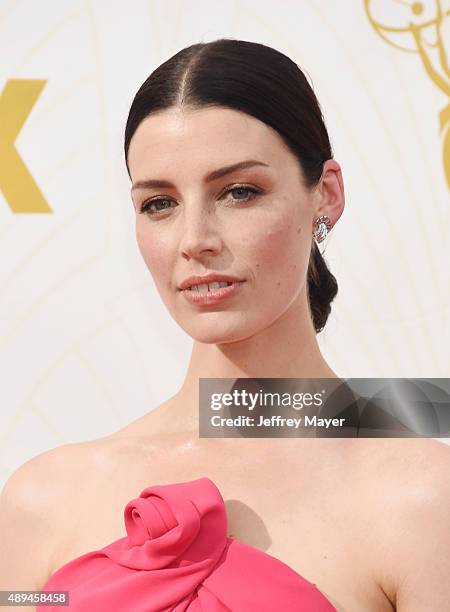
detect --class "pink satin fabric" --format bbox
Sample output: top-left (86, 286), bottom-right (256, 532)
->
top-left (38, 477), bottom-right (337, 610)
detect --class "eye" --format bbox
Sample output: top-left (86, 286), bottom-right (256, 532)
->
top-left (139, 198), bottom-right (176, 215)
top-left (222, 184), bottom-right (262, 204)
top-left (138, 184), bottom-right (262, 216)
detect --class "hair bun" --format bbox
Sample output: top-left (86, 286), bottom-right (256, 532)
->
top-left (307, 243), bottom-right (338, 333)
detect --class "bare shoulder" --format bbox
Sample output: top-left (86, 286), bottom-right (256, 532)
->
top-left (4, 431), bottom-right (174, 519)
top-left (351, 437), bottom-right (450, 512)
top-left (0, 442), bottom-right (88, 589)
top-left (352, 438), bottom-right (450, 611)
top-left (2, 426), bottom-right (177, 510)
top-left (3, 442), bottom-right (83, 494)
top-left (0, 437), bottom-right (131, 587)
top-left (351, 437), bottom-right (450, 478)
top-left (1, 438), bottom-right (111, 507)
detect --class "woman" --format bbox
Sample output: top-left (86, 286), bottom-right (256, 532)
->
top-left (1, 38), bottom-right (449, 612)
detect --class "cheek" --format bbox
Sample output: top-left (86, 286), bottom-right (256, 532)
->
top-left (249, 213), bottom-right (307, 270)
top-left (243, 209), bottom-right (311, 299)
top-left (136, 226), bottom-right (172, 285)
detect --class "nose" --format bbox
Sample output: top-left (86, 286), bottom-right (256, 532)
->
top-left (179, 207), bottom-right (222, 260)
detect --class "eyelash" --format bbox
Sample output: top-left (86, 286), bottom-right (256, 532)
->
top-left (139, 184), bottom-right (263, 216)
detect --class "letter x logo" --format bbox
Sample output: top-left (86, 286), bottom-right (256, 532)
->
top-left (0, 79), bottom-right (51, 213)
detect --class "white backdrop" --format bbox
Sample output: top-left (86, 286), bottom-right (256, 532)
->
top-left (1, 0), bottom-right (449, 489)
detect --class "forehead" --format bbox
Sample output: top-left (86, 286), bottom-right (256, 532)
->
top-left (127, 106), bottom-right (293, 181)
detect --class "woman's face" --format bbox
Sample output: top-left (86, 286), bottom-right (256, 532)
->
top-left (128, 106), bottom-right (320, 344)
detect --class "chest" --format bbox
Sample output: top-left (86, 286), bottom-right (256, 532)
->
top-left (48, 456), bottom-right (393, 612)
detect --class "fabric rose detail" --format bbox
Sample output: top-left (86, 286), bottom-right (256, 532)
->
top-left (102, 477), bottom-right (228, 571)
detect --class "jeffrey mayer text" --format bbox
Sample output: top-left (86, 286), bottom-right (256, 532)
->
top-left (211, 415), bottom-right (346, 428)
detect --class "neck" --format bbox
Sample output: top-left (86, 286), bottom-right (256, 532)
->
top-left (168, 288), bottom-right (339, 434)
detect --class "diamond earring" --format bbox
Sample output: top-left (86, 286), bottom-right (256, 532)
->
top-left (312, 215), bottom-right (332, 243)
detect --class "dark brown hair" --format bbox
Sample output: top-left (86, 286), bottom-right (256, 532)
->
top-left (124, 38), bottom-right (338, 333)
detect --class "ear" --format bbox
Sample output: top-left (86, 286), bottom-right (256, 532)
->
top-left (314, 160), bottom-right (345, 229)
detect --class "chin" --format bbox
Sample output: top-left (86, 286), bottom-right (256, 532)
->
top-left (188, 328), bottom-right (240, 345)
top-left (183, 318), bottom-right (264, 345)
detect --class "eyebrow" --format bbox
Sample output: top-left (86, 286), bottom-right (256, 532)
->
top-left (131, 159), bottom-right (270, 191)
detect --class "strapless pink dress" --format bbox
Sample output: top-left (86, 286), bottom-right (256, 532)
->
top-left (38, 477), bottom-right (337, 611)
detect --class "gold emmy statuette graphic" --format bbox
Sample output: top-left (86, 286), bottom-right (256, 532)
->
top-left (365, 0), bottom-right (450, 190)
top-left (0, 79), bottom-right (51, 213)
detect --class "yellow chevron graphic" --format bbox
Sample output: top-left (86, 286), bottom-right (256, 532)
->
top-left (0, 79), bottom-right (51, 213)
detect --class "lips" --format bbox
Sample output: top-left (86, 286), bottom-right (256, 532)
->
top-left (178, 274), bottom-right (245, 291)
top-left (181, 280), bottom-right (245, 305)
top-left (188, 280), bottom-right (232, 293)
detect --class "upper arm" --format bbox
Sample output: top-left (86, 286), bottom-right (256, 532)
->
top-left (0, 448), bottom-right (69, 591)
top-left (381, 441), bottom-right (450, 611)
